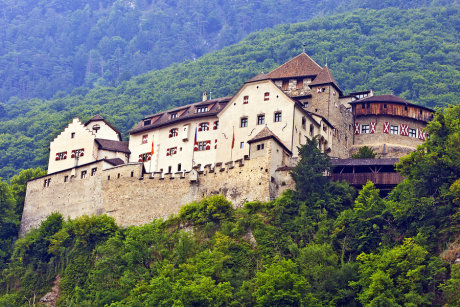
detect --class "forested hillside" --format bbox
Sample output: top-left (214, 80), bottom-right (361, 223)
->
top-left (0, 0), bottom-right (452, 102)
top-left (0, 105), bottom-right (458, 306)
top-left (0, 5), bottom-right (458, 179)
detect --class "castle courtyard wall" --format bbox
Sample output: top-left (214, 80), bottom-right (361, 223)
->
top-left (21, 155), bottom-right (280, 232)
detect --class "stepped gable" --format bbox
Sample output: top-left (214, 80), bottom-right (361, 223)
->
top-left (309, 65), bottom-right (342, 94)
top-left (248, 127), bottom-right (291, 154)
top-left (129, 96), bottom-right (232, 134)
top-left (84, 114), bottom-right (122, 139)
top-left (245, 73), bottom-right (269, 83)
top-left (95, 138), bottom-right (130, 153)
top-left (267, 53), bottom-right (322, 79)
top-left (350, 95), bottom-right (434, 111)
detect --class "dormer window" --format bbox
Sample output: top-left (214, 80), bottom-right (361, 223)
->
top-left (144, 119), bottom-right (151, 126)
top-left (196, 106), bottom-right (208, 113)
top-left (264, 92), bottom-right (270, 101)
top-left (170, 112), bottom-right (178, 119)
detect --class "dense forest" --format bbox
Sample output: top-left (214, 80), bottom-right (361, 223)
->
top-left (0, 105), bottom-right (458, 306)
top-left (0, 5), bottom-right (458, 179)
top-left (0, 0), bottom-right (453, 102)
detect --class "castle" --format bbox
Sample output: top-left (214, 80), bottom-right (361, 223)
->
top-left (20, 53), bottom-right (434, 234)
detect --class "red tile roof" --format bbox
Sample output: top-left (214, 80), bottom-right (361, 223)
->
top-left (245, 73), bottom-right (269, 83)
top-left (248, 127), bottom-right (291, 154)
top-left (267, 53), bottom-right (322, 79)
top-left (309, 66), bottom-right (341, 93)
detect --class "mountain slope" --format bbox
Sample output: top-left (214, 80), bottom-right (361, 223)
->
top-left (0, 5), bottom-right (458, 179)
top-left (0, 0), bottom-right (454, 102)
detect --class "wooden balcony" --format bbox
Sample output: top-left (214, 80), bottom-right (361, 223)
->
top-left (329, 172), bottom-right (404, 186)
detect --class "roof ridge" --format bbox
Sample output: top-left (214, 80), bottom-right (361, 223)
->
top-left (267, 53), bottom-right (322, 79)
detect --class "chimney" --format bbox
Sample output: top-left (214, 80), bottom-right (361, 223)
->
top-left (202, 91), bottom-right (208, 101)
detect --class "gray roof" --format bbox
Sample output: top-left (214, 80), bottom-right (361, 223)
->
top-left (129, 96), bottom-right (232, 134)
top-left (95, 138), bottom-right (130, 154)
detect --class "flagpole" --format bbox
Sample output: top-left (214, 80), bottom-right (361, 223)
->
top-left (191, 125), bottom-right (197, 170)
top-left (149, 140), bottom-right (154, 173)
top-left (231, 126), bottom-right (234, 161)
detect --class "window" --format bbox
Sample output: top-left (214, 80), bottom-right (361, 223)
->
top-left (213, 121), bottom-right (219, 130)
top-left (274, 112), bottom-right (282, 122)
top-left (44, 178), bottom-right (51, 187)
top-left (257, 143), bottom-right (264, 150)
top-left (264, 92), bottom-right (270, 101)
top-left (168, 166), bottom-right (172, 173)
top-left (131, 171), bottom-right (134, 177)
top-left (117, 173), bottom-right (121, 178)
top-left (282, 80), bottom-right (289, 90)
top-left (240, 117), bottom-right (248, 127)
top-left (56, 151), bottom-right (67, 161)
top-left (243, 96), bottom-right (249, 104)
top-left (310, 124), bottom-right (314, 136)
top-left (71, 148), bottom-right (84, 158)
top-left (139, 152), bottom-right (152, 162)
top-left (409, 128), bottom-right (417, 138)
top-left (178, 163), bottom-right (182, 171)
top-left (81, 170), bottom-right (87, 179)
top-left (390, 125), bottom-right (399, 135)
top-left (296, 78), bottom-right (303, 89)
top-left (108, 175), bottom-right (110, 180)
top-left (64, 176), bottom-right (68, 182)
top-left (199, 122), bottom-right (209, 131)
top-left (170, 112), bottom-right (178, 119)
top-left (196, 106), bottom-right (208, 113)
top-left (404, 106), bottom-right (408, 111)
top-left (167, 147), bottom-right (177, 156)
top-left (362, 103), bottom-right (365, 109)
top-left (143, 119), bottom-right (151, 126)
top-left (91, 168), bottom-right (97, 176)
top-left (361, 124), bottom-right (370, 134)
top-left (302, 117), bottom-right (306, 129)
top-left (240, 142), bottom-right (244, 149)
top-left (169, 128), bottom-right (178, 138)
top-left (384, 104), bottom-right (387, 108)
top-left (257, 114), bottom-right (265, 125)
top-left (197, 141), bottom-right (207, 151)
top-left (367, 103), bottom-right (370, 109)
top-left (71, 132), bottom-right (75, 138)
top-left (303, 102), bottom-right (308, 108)
top-left (142, 135), bottom-right (148, 144)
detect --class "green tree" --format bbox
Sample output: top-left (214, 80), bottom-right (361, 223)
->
top-left (352, 146), bottom-right (376, 159)
top-left (0, 179), bottom-right (17, 269)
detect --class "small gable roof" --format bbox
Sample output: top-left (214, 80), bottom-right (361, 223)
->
top-left (309, 66), bottom-right (342, 94)
top-left (248, 127), bottom-right (291, 154)
top-left (267, 53), bottom-right (322, 79)
top-left (95, 138), bottom-right (130, 154)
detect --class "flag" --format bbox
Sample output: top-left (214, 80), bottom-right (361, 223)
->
top-left (151, 141), bottom-right (154, 155)
top-left (232, 130), bottom-right (235, 149)
top-left (194, 127), bottom-right (197, 143)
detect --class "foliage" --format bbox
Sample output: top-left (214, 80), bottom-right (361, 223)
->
top-left (1, 5), bottom-right (459, 179)
top-left (351, 146), bottom-right (376, 159)
top-left (0, 0), bottom-right (449, 102)
top-left (0, 105), bottom-right (458, 306)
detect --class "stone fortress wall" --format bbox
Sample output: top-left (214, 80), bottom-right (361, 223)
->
top-left (20, 140), bottom-right (294, 233)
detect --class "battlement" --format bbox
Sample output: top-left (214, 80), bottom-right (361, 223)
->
top-left (21, 152), bottom-right (292, 233)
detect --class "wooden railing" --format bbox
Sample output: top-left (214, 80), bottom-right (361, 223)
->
top-left (330, 172), bottom-right (404, 186)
